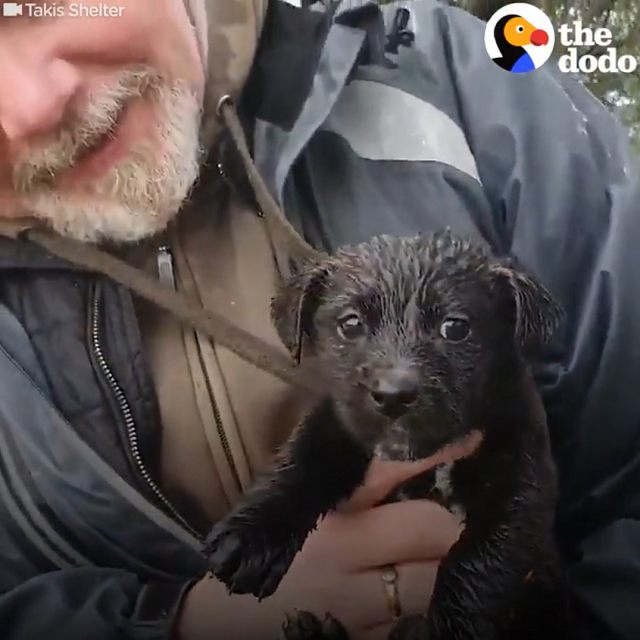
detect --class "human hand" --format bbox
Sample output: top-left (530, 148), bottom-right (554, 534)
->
top-left (270, 460), bottom-right (463, 640)
top-left (177, 433), bottom-right (481, 640)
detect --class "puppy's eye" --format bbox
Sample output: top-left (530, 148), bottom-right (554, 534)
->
top-left (439, 316), bottom-right (470, 342)
top-left (337, 313), bottom-right (365, 339)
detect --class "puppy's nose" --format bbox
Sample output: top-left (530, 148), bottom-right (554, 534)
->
top-left (369, 369), bottom-right (419, 417)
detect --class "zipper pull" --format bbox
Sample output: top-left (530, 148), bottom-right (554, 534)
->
top-left (157, 245), bottom-right (176, 289)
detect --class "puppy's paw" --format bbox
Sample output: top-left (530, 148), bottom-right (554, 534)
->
top-left (281, 611), bottom-right (350, 640)
top-left (389, 615), bottom-right (430, 640)
top-left (204, 515), bottom-right (298, 599)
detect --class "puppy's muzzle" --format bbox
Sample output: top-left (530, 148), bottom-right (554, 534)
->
top-left (366, 366), bottom-right (419, 419)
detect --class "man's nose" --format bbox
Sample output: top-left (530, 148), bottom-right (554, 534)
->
top-left (0, 48), bottom-right (81, 142)
top-left (368, 367), bottom-right (419, 418)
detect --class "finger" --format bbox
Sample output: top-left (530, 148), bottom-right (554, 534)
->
top-left (396, 559), bottom-right (438, 617)
top-left (339, 458), bottom-right (440, 514)
top-left (370, 559), bottom-right (437, 622)
top-left (339, 430), bottom-right (483, 514)
top-left (335, 500), bottom-right (463, 570)
top-left (354, 560), bottom-right (438, 639)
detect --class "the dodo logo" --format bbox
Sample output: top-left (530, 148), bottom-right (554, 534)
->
top-left (484, 3), bottom-right (555, 73)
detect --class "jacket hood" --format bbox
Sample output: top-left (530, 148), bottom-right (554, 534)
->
top-left (188, 0), bottom-right (269, 148)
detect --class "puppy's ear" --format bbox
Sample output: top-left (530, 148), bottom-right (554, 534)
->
top-left (489, 259), bottom-right (564, 352)
top-left (270, 261), bottom-right (330, 364)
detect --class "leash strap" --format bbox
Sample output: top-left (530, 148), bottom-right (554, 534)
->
top-left (15, 99), bottom-right (325, 396)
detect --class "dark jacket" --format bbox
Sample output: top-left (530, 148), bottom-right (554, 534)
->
top-left (0, 0), bottom-right (639, 638)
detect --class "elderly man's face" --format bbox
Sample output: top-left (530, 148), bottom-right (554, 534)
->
top-left (0, 0), bottom-right (206, 242)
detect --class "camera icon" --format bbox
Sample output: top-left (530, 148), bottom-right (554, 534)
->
top-left (2, 2), bottom-right (23, 16)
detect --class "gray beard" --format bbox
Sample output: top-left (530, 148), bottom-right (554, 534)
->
top-left (15, 69), bottom-right (203, 244)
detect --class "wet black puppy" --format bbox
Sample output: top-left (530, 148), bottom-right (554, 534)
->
top-left (204, 230), bottom-right (570, 640)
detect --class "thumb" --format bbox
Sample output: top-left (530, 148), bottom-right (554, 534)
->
top-left (338, 430), bottom-right (483, 513)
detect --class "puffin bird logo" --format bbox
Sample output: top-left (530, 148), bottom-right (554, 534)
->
top-left (484, 4), bottom-right (555, 73)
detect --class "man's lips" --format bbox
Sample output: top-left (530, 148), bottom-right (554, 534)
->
top-left (59, 106), bottom-right (130, 187)
top-left (74, 126), bottom-right (119, 166)
top-left (12, 104), bottom-right (129, 192)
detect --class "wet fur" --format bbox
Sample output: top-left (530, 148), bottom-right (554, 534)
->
top-left (204, 231), bottom-right (573, 640)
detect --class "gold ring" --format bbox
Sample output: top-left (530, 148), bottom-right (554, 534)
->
top-left (380, 565), bottom-right (402, 620)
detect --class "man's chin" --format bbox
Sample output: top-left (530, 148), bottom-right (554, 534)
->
top-left (23, 145), bottom-right (201, 244)
top-left (25, 194), bottom-right (183, 244)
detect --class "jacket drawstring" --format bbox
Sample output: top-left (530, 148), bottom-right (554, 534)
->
top-left (2, 100), bottom-right (325, 398)
top-left (215, 95), bottom-right (324, 266)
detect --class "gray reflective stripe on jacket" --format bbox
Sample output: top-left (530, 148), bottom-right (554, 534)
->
top-left (0, 302), bottom-right (206, 590)
top-left (255, 2), bottom-right (498, 252)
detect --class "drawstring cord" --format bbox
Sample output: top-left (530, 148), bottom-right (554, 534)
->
top-left (215, 96), bottom-right (325, 265)
top-left (10, 97), bottom-right (325, 397)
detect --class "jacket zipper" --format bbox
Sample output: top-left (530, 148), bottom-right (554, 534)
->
top-left (90, 285), bottom-right (204, 542)
top-left (199, 348), bottom-right (241, 489)
top-left (157, 245), bottom-right (242, 491)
